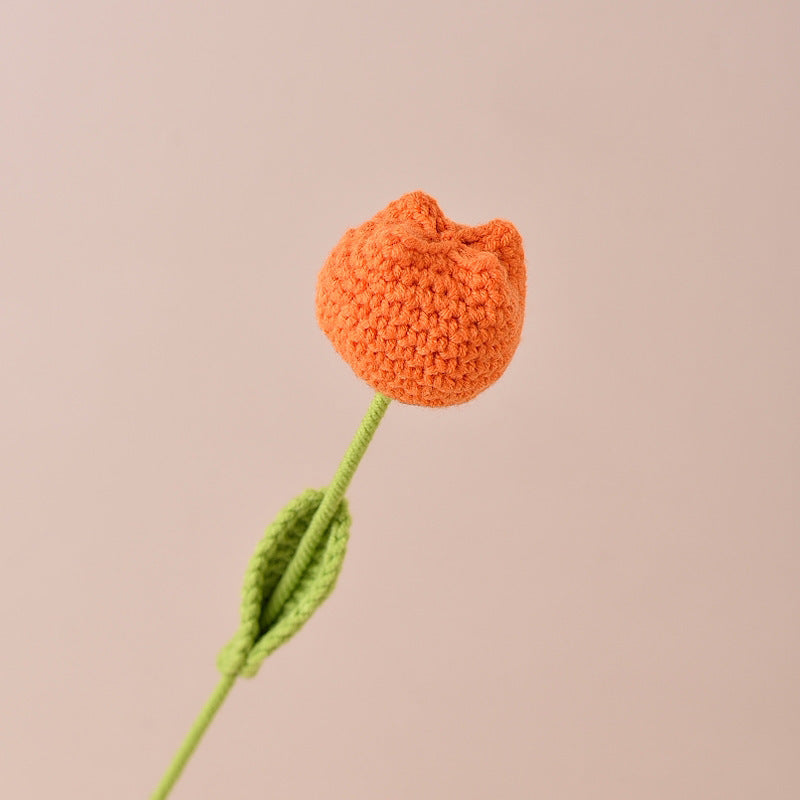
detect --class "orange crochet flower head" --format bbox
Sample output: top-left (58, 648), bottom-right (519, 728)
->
top-left (316, 191), bottom-right (526, 407)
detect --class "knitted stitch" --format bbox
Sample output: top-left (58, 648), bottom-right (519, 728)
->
top-left (217, 488), bottom-right (351, 679)
top-left (316, 191), bottom-right (526, 406)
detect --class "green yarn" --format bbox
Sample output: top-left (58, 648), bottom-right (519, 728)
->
top-left (216, 487), bottom-right (353, 678)
top-left (150, 392), bottom-right (391, 800)
top-left (150, 674), bottom-right (236, 800)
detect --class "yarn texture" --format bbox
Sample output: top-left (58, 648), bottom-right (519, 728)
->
top-left (316, 190), bottom-right (526, 407)
top-left (217, 488), bottom-right (351, 678)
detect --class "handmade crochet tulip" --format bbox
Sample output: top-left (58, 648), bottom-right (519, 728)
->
top-left (316, 191), bottom-right (526, 406)
top-left (151, 191), bottom-right (527, 800)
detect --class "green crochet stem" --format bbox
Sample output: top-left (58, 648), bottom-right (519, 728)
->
top-left (150, 673), bottom-right (236, 800)
top-left (150, 391), bottom-right (392, 800)
top-left (261, 391), bottom-right (390, 626)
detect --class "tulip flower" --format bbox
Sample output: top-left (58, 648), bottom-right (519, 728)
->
top-left (317, 190), bottom-right (526, 406)
top-left (151, 191), bottom-right (527, 799)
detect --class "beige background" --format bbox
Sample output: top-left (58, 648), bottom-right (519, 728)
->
top-left (2, 2), bottom-right (798, 798)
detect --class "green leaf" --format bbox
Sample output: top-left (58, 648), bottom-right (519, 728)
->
top-left (217, 488), bottom-right (351, 678)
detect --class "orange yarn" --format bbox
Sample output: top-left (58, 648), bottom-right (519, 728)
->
top-left (316, 191), bottom-right (526, 407)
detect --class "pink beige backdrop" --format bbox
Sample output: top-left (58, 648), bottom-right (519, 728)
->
top-left (2, 2), bottom-right (798, 798)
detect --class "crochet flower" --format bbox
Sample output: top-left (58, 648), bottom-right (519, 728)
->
top-left (316, 191), bottom-right (526, 406)
top-left (152, 191), bottom-right (529, 800)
